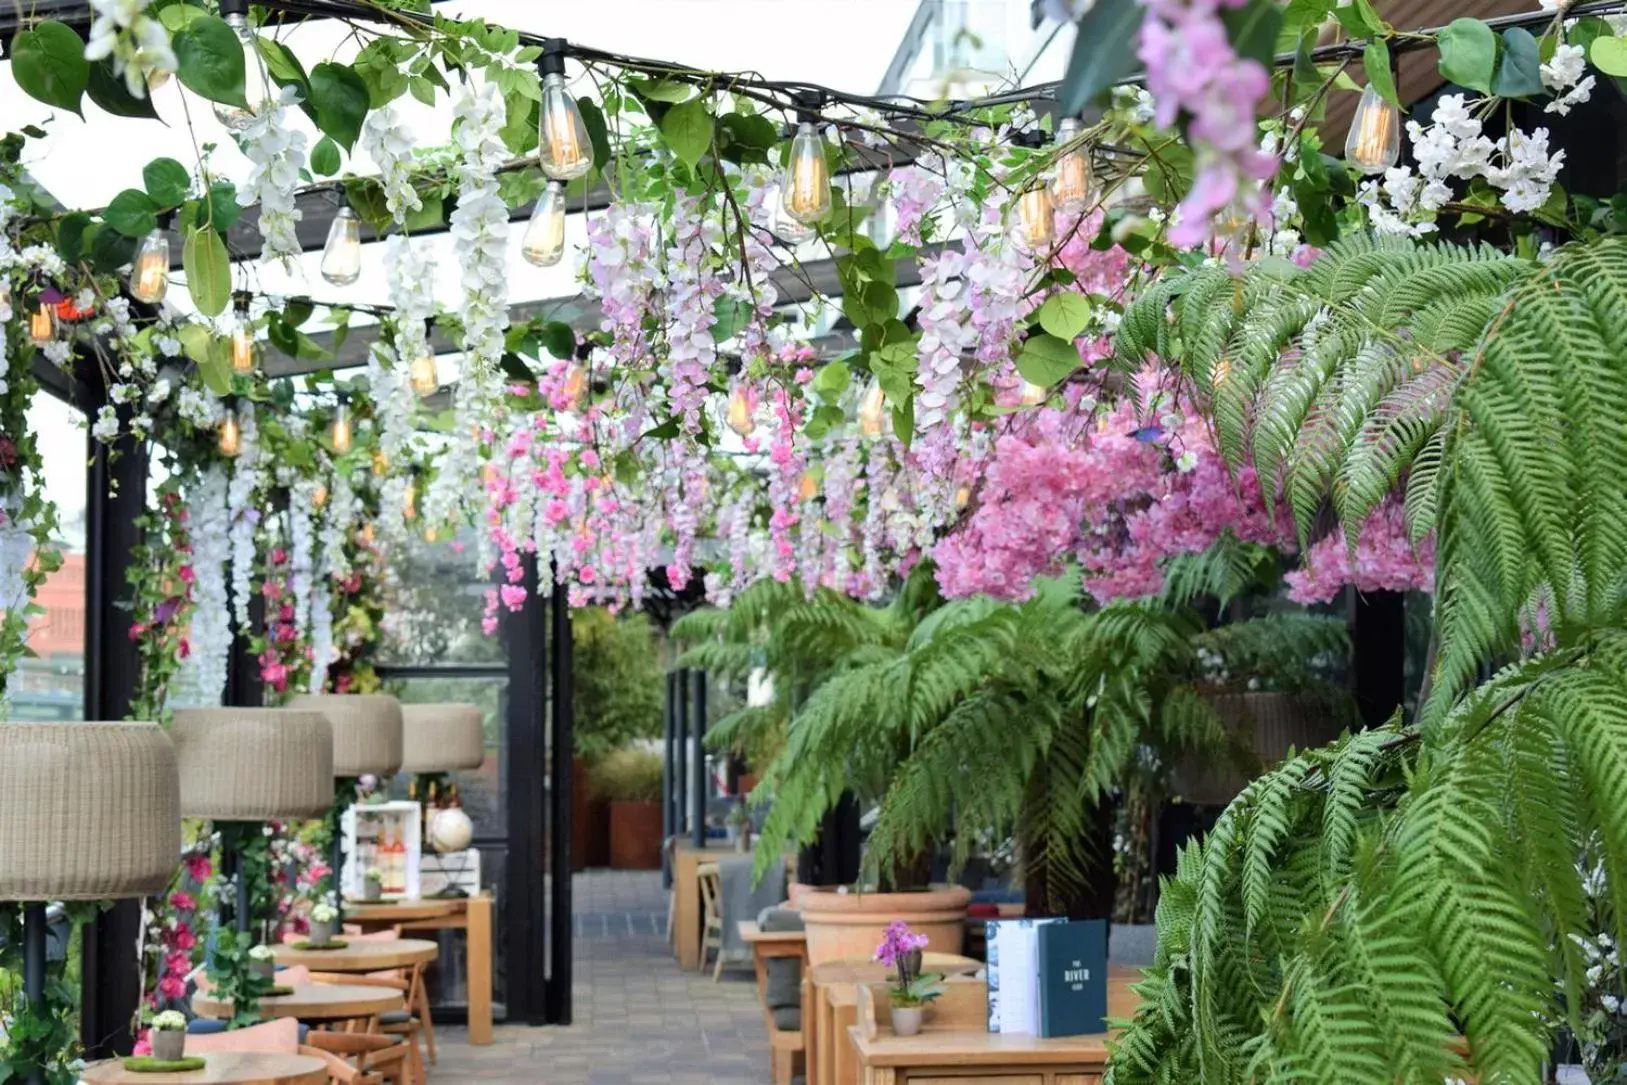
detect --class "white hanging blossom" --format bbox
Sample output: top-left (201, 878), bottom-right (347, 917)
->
top-left (288, 484), bottom-right (315, 638)
top-left (374, 236), bottom-right (435, 484)
top-left (361, 106), bottom-right (424, 224)
top-left (85, 0), bottom-right (176, 98)
top-left (226, 404), bottom-right (262, 628)
top-left (181, 464), bottom-right (232, 704)
top-left (449, 82), bottom-right (510, 419)
top-left (237, 86), bottom-right (309, 268)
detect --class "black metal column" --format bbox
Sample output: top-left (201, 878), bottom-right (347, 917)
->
top-left (672, 667), bottom-right (689, 841)
top-left (661, 670), bottom-right (677, 888)
top-left (80, 404), bottom-right (148, 1060)
top-left (225, 589), bottom-right (266, 708)
top-left (689, 670), bottom-right (708, 848)
top-left (1354, 590), bottom-right (1407, 727)
top-left (503, 556), bottom-right (547, 1025)
top-left (545, 571), bottom-right (573, 1025)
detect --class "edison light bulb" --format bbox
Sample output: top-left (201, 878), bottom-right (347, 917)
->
top-left (857, 379), bottom-right (886, 438)
top-left (403, 481), bottom-right (418, 521)
top-left (799, 471), bottom-right (819, 501)
top-left (0, 279), bottom-right (11, 321)
top-left (725, 386), bottom-right (755, 437)
top-left (1050, 117), bottom-right (1093, 214)
top-left (782, 121), bottom-right (831, 225)
top-left (330, 403), bottom-right (353, 453)
top-left (320, 207), bottom-right (363, 286)
top-left (29, 301), bottom-right (53, 344)
top-left (360, 523), bottom-right (376, 546)
top-left (218, 411), bottom-right (242, 457)
top-left (1017, 185), bottom-right (1055, 251)
top-left (230, 319), bottom-right (257, 376)
top-left (560, 363), bottom-right (586, 409)
top-left (129, 228), bottom-right (170, 304)
top-left (1345, 83), bottom-right (1400, 175)
top-left (312, 483), bottom-right (329, 509)
top-left (1018, 380), bottom-right (1047, 407)
top-left (539, 73), bottom-right (591, 180)
top-left (213, 9), bottom-right (270, 130)
top-left (955, 484), bottom-right (971, 509)
top-left (522, 182), bottom-right (568, 267)
top-left (372, 448), bottom-right (388, 476)
top-left (409, 352), bottom-right (438, 397)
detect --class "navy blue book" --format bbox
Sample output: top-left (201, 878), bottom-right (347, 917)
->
top-left (1035, 920), bottom-right (1108, 1038)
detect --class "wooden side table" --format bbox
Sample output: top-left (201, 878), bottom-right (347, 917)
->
top-left (344, 894), bottom-right (494, 1044)
top-left (191, 983), bottom-right (404, 1024)
top-left (272, 938), bottom-right (438, 972)
top-left (81, 1052), bottom-right (327, 1084)
top-left (806, 954), bottom-right (982, 1085)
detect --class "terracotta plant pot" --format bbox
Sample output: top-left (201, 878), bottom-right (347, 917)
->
top-left (608, 800), bottom-right (663, 869)
top-left (891, 1005), bottom-right (924, 1037)
top-left (798, 884), bottom-right (973, 966)
top-left (150, 1030), bottom-right (185, 1061)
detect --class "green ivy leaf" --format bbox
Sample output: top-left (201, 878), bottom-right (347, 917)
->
top-left (256, 36), bottom-right (310, 97)
top-left (1437, 18), bottom-right (1497, 94)
top-left (628, 78), bottom-right (694, 103)
top-left (192, 180), bottom-right (242, 233)
top-left (500, 91), bottom-right (538, 156)
top-left (309, 136), bottom-right (342, 177)
top-left (1057, 0), bottom-right (1146, 115)
top-left (1037, 293), bottom-right (1092, 341)
top-left (660, 99), bottom-right (714, 168)
top-left (1362, 41), bottom-right (1402, 110)
top-left (182, 226), bottom-right (231, 317)
top-left (813, 360), bottom-right (852, 401)
top-left (1333, 0), bottom-right (1383, 38)
top-left (539, 321), bottom-right (577, 359)
top-left (307, 62), bottom-right (370, 150)
top-left (86, 58), bottom-right (161, 120)
top-left (1016, 333), bottom-right (1082, 387)
top-left (57, 212), bottom-right (93, 264)
top-left (11, 21), bottom-right (91, 116)
top-left (175, 15), bottom-right (249, 108)
top-left (91, 225), bottom-right (136, 273)
top-left (1591, 34), bottom-right (1627, 77)
top-left (1219, 0), bottom-right (1284, 69)
top-left (579, 98), bottom-right (611, 171)
top-left (143, 158), bottom-right (191, 208)
top-left (105, 189), bottom-right (159, 237)
top-left (711, 298), bottom-right (753, 344)
top-left (158, 4), bottom-right (209, 32)
top-left (1493, 27), bottom-right (1544, 98)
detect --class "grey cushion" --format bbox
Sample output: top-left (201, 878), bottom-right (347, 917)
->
top-left (771, 1004), bottom-right (802, 1032)
top-left (757, 906), bottom-right (805, 1012)
top-left (379, 1010), bottom-right (412, 1025)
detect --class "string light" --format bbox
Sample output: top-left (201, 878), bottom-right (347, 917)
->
top-left (521, 181), bottom-right (568, 267)
top-left (360, 523), bottom-right (376, 546)
top-left (798, 471), bottom-right (819, 501)
top-left (782, 97), bottom-right (831, 225)
top-left (560, 362), bottom-right (587, 409)
top-left (213, 0), bottom-right (268, 130)
top-left (218, 405), bottom-right (242, 457)
top-left (857, 379), bottom-right (886, 437)
top-left (403, 479), bottom-right (419, 521)
top-left (424, 526), bottom-right (438, 543)
top-left (1017, 184), bottom-right (1055, 251)
top-left (320, 207), bottom-right (363, 286)
top-left (330, 402), bottom-right (353, 453)
top-left (312, 483), bottom-right (329, 509)
top-left (28, 301), bottom-right (53, 344)
top-left (229, 291), bottom-right (257, 375)
top-left (1346, 83), bottom-right (1400, 175)
top-left (538, 39), bottom-right (591, 181)
top-left (1049, 117), bottom-right (1093, 214)
top-left (409, 350), bottom-right (439, 397)
top-left (0, 280), bottom-right (10, 319)
top-left (129, 227), bottom-right (170, 304)
top-left (372, 448), bottom-right (388, 476)
top-left (725, 385), bottom-right (755, 437)
top-left (1017, 380), bottom-right (1047, 407)
top-left (955, 484), bottom-right (972, 509)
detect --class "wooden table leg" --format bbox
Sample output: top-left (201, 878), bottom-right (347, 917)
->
top-left (803, 975), bottom-right (819, 1085)
top-left (833, 1000), bottom-right (858, 1085)
top-left (674, 848), bottom-right (703, 971)
top-left (467, 895), bottom-right (493, 1044)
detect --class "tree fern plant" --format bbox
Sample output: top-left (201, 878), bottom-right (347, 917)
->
top-left (1107, 236), bottom-right (1627, 1081)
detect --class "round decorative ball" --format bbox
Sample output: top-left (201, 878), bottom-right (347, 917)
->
top-left (427, 806), bottom-right (474, 854)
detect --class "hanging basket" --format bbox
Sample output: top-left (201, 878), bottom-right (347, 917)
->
top-left (287, 694), bottom-right (404, 777)
top-left (171, 708), bottom-right (334, 820)
top-left (401, 703), bottom-right (485, 773)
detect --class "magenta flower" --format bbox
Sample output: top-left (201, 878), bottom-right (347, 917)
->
top-left (874, 920), bottom-right (930, 968)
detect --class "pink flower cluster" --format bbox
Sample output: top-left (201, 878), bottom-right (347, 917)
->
top-left (1137, 0), bottom-right (1276, 247)
top-left (874, 919), bottom-right (930, 968)
top-left (1284, 500), bottom-right (1435, 604)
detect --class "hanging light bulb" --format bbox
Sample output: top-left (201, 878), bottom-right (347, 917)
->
top-left (857, 379), bottom-right (886, 438)
top-left (424, 526), bottom-right (439, 544)
top-left (312, 483), bottom-right (329, 509)
top-left (1017, 184), bottom-right (1055, 251)
top-left (538, 39), bottom-right (591, 180)
top-left (799, 471), bottom-right (819, 501)
top-left (1049, 117), bottom-right (1094, 214)
top-left (1017, 380), bottom-right (1048, 407)
top-left (955, 484), bottom-right (972, 509)
top-left (218, 407), bottom-right (242, 457)
top-left (360, 522), bottom-right (376, 545)
top-left (330, 402), bottom-right (353, 453)
top-left (129, 227), bottom-right (170, 304)
top-left (230, 292), bottom-right (257, 375)
top-left (372, 448), bottom-right (388, 476)
top-left (776, 210), bottom-right (816, 245)
top-left (403, 480), bottom-right (419, 521)
top-left (521, 181), bottom-right (568, 267)
top-left (213, 0), bottom-right (269, 130)
top-left (725, 385), bottom-right (756, 437)
top-left (560, 362), bottom-right (587, 409)
top-left (1345, 83), bottom-right (1400, 175)
top-left (409, 350), bottom-right (438, 397)
top-left (29, 300), bottom-right (54, 344)
top-left (781, 118), bottom-right (832, 225)
top-left (320, 207), bottom-right (363, 286)
top-left (0, 279), bottom-right (11, 322)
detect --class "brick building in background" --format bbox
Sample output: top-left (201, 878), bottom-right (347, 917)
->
top-left (14, 552), bottom-right (85, 719)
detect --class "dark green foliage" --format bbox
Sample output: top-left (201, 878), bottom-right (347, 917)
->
top-left (572, 608), bottom-right (665, 764)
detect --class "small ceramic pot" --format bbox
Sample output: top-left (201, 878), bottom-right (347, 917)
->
top-left (891, 1005), bottom-right (924, 1037)
top-left (734, 830), bottom-right (751, 854)
top-left (362, 879), bottom-right (382, 902)
top-left (150, 1029), bottom-right (185, 1062)
top-left (308, 918), bottom-right (337, 945)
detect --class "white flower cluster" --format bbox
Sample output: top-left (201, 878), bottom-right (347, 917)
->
top-left (237, 86), bottom-right (309, 268)
top-left (288, 487), bottom-right (315, 638)
top-left (1360, 94), bottom-right (1567, 234)
top-left (225, 404), bottom-right (262, 628)
top-left (361, 106), bottom-right (423, 224)
top-left (379, 235), bottom-right (435, 460)
top-left (1541, 42), bottom-right (1595, 116)
top-left (449, 82), bottom-right (510, 419)
top-left (85, 0), bottom-right (176, 99)
top-left (181, 464), bottom-right (232, 704)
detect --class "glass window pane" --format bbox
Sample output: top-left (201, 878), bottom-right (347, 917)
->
top-left (15, 395), bottom-right (85, 720)
top-left (377, 531), bottom-right (501, 666)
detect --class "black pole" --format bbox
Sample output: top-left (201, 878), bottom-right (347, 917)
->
top-left (673, 667), bottom-right (689, 841)
top-left (24, 902), bottom-right (45, 1085)
top-left (690, 669), bottom-right (708, 849)
top-left (80, 393), bottom-right (147, 1061)
top-left (545, 570), bottom-right (574, 1025)
top-left (1353, 590), bottom-right (1407, 727)
top-left (503, 556), bottom-right (547, 1025)
top-left (662, 671), bottom-right (676, 844)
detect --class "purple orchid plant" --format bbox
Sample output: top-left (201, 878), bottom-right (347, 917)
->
top-left (874, 920), bottom-right (946, 1008)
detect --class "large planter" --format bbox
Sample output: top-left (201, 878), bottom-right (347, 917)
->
top-left (1174, 691), bottom-right (1345, 806)
top-left (571, 758), bottom-right (613, 871)
top-left (799, 884), bottom-right (972, 966)
top-left (608, 801), bottom-right (663, 869)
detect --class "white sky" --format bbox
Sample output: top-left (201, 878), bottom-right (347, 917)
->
top-left (5, 0), bottom-right (921, 547)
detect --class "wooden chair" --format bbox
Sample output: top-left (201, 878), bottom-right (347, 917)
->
top-left (304, 1029), bottom-right (411, 1085)
top-left (307, 971), bottom-right (422, 1085)
top-left (344, 929), bottom-right (435, 1073)
top-left (697, 862), bottom-right (725, 981)
top-left (741, 918), bottom-right (810, 1085)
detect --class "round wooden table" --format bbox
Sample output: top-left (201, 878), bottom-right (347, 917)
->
top-left (191, 983), bottom-right (404, 1022)
top-left (343, 899), bottom-right (457, 925)
top-left (272, 937), bottom-right (438, 972)
top-left (80, 1052), bottom-right (327, 1084)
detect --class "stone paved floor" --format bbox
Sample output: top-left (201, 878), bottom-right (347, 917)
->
top-left (434, 869), bottom-right (774, 1084)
